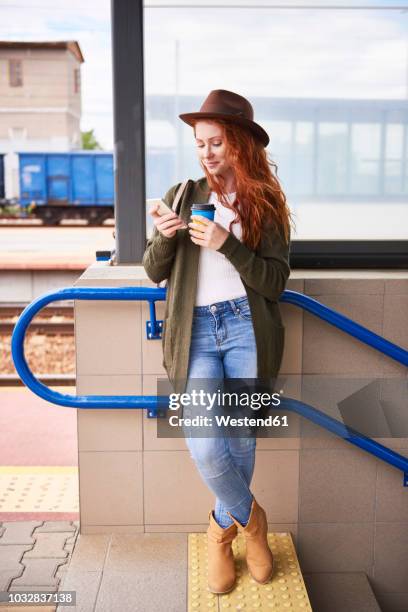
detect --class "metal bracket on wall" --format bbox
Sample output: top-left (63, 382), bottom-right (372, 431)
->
top-left (147, 405), bottom-right (167, 419)
top-left (145, 298), bottom-right (163, 339)
top-left (146, 319), bottom-right (163, 340)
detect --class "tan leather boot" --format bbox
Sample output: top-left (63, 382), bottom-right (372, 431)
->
top-left (227, 498), bottom-right (274, 584)
top-left (206, 510), bottom-right (238, 594)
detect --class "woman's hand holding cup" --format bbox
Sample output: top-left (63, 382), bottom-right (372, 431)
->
top-left (148, 203), bottom-right (188, 238)
top-left (188, 204), bottom-right (229, 250)
top-left (188, 215), bottom-right (229, 251)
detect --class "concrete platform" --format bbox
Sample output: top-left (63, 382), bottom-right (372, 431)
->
top-left (57, 532), bottom-right (187, 612)
top-left (55, 531), bottom-right (382, 611)
top-left (0, 227), bottom-right (114, 271)
top-left (0, 387), bottom-right (78, 522)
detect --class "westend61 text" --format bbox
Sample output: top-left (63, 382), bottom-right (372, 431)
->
top-left (168, 414), bottom-right (289, 428)
top-left (168, 390), bottom-right (281, 411)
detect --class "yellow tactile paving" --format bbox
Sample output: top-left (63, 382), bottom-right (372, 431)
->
top-left (0, 467), bottom-right (78, 512)
top-left (188, 531), bottom-right (313, 611)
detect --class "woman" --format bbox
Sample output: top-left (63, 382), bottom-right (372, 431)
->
top-left (143, 89), bottom-right (293, 594)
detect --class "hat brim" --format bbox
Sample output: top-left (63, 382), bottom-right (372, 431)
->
top-left (179, 111), bottom-right (269, 148)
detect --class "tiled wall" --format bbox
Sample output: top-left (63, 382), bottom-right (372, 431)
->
top-left (74, 264), bottom-right (408, 610)
top-left (297, 278), bottom-right (408, 612)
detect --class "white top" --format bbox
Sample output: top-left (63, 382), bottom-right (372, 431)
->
top-left (194, 191), bottom-right (247, 306)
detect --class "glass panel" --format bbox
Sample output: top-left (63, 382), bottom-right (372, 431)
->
top-left (350, 123), bottom-right (381, 195)
top-left (145, 2), bottom-right (408, 239)
top-left (294, 122), bottom-right (314, 196)
top-left (385, 123), bottom-right (404, 195)
top-left (317, 123), bottom-right (348, 196)
top-left (264, 120), bottom-right (293, 194)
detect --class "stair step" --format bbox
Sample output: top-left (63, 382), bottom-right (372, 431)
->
top-left (303, 572), bottom-right (381, 612)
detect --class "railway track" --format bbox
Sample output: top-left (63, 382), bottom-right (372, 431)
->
top-left (0, 320), bottom-right (74, 334)
top-left (0, 218), bottom-right (114, 227)
top-left (1, 304), bottom-right (75, 385)
top-left (0, 303), bottom-right (74, 335)
top-left (0, 373), bottom-right (75, 386)
top-left (0, 217), bottom-right (42, 226)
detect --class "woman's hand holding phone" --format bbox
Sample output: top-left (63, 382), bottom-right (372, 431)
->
top-left (148, 201), bottom-right (188, 238)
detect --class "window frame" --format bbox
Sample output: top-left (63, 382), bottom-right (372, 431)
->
top-left (9, 59), bottom-right (23, 87)
top-left (74, 68), bottom-right (80, 94)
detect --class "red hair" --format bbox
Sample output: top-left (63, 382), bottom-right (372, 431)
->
top-left (192, 118), bottom-right (294, 250)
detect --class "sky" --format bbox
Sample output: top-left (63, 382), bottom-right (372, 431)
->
top-left (0, 0), bottom-right (407, 149)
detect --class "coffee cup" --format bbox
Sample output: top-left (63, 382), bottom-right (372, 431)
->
top-left (190, 203), bottom-right (216, 226)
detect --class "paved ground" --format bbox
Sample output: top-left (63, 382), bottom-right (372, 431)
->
top-left (0, 387), bottom-right (78, 522)
top-left (0, 227), bottom-right (115, 269)
top-left (0, 527), bottom-right (383, 611)
top-left (0, 386), bottom-right (79, 608)
top-left (0, 519), bottom-right (79, 610)
top-left (0, 388), bottom-right (77, 467)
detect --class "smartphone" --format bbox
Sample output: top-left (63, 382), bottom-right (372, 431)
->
top-left (147, 198), bottom-right (174, 217)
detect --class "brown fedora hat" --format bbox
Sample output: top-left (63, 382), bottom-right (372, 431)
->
top-left (179, 89), bottom-right (269, 147)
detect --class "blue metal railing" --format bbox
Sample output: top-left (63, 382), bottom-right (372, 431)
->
top-left (11, 287), bottom-right (168, 413)
top-left (281, 398), bottom-right (408, 486)
top-left (281, 290), bottom-right (408, 366)
top-left (11, 286), bottom-right (408, 485)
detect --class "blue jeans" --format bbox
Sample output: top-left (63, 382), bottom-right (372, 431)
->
top-left (184, 295), bottom-right (257, 528)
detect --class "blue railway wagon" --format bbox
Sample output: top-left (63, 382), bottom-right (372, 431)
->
top-left (18, 151), bottom-right (114, 225)
top-left (14, 149), bottom-right (177, 224)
